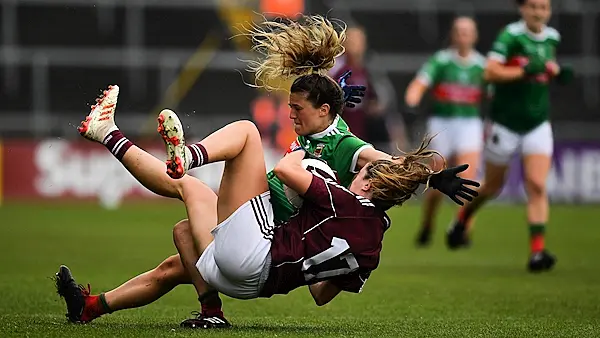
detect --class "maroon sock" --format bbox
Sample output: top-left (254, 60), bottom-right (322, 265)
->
top-left (199, 292), bottom-right (223, 317)
top-left (186, 143), bottom-right (209, 169)
top-left (103, 130), bottom-right (133, 161)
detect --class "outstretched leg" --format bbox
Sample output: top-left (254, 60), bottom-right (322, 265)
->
top-left (78, 85), bottom-right (190, 199)
top-left (75, 86), bottom-right (224, 323)
top-left (55, 253), bottom-right (190, 323)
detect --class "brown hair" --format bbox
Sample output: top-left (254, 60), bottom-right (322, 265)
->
top-left (240, 15), bottom-right (348, 118)
top-left (365, 137), bottom-right (445, 210)
top-left (242, 15), bottom-right (346, 88)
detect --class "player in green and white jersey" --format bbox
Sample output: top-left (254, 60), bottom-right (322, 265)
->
top-left (447, 0), bottom-right (573, 272)
top-left (404, 17), bottom-right (485, 246)
top-left (267, 114), bottom-right (374, 223)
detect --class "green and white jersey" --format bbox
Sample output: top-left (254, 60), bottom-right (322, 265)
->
top-left (488, 21), bottom-right (560, 133)
top-left (267, 115), bottom-right (373, 223)
top-left (417, 48), bottom-right (486, 118)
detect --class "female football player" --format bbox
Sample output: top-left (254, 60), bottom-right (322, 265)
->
top-left (404, 17), bottom-right (485, 246)
top-left (61, 15), bottom-right (479, 328)
top-left (446, 0), bottom-right (573, 271)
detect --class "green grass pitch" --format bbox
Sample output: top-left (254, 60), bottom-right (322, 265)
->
top-left (1, 201), bottom-right (599, 337)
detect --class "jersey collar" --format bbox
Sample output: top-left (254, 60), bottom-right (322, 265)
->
top-left (519, 20), bottom-right (548, 41)
top-left (308, 115), bottom-right (341, 139)
top-left (450, 48), bottom-right (476, 67)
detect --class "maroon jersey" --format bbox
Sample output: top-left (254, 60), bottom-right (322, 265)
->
top-left (259, 173), bottom-right (390, 298)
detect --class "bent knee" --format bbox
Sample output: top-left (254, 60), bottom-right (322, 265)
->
top-left (154, 254), bottom-right (186, 284)
top-left (234, 120), bottom-right (260, 137)
top-left (172, 219), bottom-right (191, 244)
top-left (180, 177), bottom-right (217, 207)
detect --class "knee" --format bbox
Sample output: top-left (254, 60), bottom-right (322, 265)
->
top-left (153, 254), bottom-right (186, 284)
top-left (172, 219), bottom-right (191, 246)
top-left (481, 175), bottom-right (505, 197)
top-left (525, 177), bottom-right (547, 198)
top-left (235, 120), bottom-right (261, 140)
top-left (179, 176), bottom-right (217, 207)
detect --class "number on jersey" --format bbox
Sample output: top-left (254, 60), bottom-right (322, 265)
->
top-left (302, 237), bottom-right (359, 281)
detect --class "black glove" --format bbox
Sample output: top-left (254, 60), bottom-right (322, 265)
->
top-left (402, 103), bottom-right (419, 126)
top-left (428, 164), bottom-right (480, 206)
top-left (556, 63), bottom-right (574, 85)
top-left (524, 54), bottom-right (547, 75)
top-left (337, 70), bottom-right (366, 108)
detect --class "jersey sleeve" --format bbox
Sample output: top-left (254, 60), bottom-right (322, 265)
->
top-left (416, 52), bottom-right (444, 86)
top-left (488, 29), bottom-right (514, 63)
top-left (284, 138), bottom-right (303, 155)
top-left (302, 175), bottom-right (336, 213)
top-left (330, 270), bottom-right (371, 293)
top-left (335, 135), bottom-right (373, 174)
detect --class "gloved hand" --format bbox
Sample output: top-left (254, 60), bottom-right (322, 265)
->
top-left (402, 103), bottom-right (419, 126)
top-left (556, 63), bottom-right (574, 85)
top-left (337, 70), bottom-right (366, 108)
top-left (428, 164), bottom-right (480, 206)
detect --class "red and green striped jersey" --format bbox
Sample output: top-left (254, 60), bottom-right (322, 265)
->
top-left (488, 21), bottom-right (560, 133)
top-left (267, 116), bottom-right (372, 223)
top-left (417, 48), bottom-right (485, 118)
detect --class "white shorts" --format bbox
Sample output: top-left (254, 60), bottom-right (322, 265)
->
top-left (196, 192), bottom-right (274, 299)
top-left (427, 117), bottom-right (483, 157)
top-left (484, 121), bottom-right (553, 165)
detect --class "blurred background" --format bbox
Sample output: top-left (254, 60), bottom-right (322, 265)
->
top-left (0, 0), bottom-right (599, 207)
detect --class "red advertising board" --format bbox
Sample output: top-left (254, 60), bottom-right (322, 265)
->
top-left (0, 139), bottom-right (281, 207)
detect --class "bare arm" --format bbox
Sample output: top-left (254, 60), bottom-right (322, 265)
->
top-left (273, 150), bottom-right (312, 195)
top-left (404, 78), bottom-right (429, 107)
top-left (356, 147), bottom-right (398, 171)
top-left (484, 59), bottom-right (525, 83)
top-left (308, 281), bottom-right (342, 306)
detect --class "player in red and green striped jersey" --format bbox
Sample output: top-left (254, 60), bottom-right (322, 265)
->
top-left (404, 17), bottom-right (485, 246)
top-left (447, 0), bottom-right (573, 272)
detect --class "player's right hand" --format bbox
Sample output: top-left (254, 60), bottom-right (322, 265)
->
top-left (337, 70), bottom-right (367, 108)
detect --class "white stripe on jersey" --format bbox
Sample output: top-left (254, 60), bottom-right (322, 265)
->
top-left (310, 169), bottom-right (337, 216)
top-left (274, 256), bottom-right (305, 268)
top-left (303, 215), bottom-right (334, 236)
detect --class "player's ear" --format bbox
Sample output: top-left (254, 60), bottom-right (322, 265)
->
top-left (319, 103), bottom-right (330, 117)
top-left (362, 180), bottom-right (371, 192)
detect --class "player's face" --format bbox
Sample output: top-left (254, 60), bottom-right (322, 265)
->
top-left (452, 18), bottom-right (477, 50)
top-left (288, 92), bottom-right (331, 136)
top-left (520, 0), bottom-right (551, 32)
top-left (349, 165), bottom-right (372, 195)
top-left (344, 28), bottom-right (366, 62)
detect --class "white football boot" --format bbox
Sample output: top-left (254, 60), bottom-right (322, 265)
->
top-left (157, 109), bottom-right (192, 179)
top-left (78, 85), bottom-right (120, 142)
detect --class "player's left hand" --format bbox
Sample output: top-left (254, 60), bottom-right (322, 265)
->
top-left (556, 63), bottom-right (574, 85)
top-left (337, 70), bottom-right (366, 108)
top-left (428, 164), bottom-right (480, 206)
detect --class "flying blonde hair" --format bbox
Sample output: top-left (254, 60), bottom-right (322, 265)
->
top-left (240, 14), bottom-right (347, 90)
top-left (365, 137), bottom-right (446, 209)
